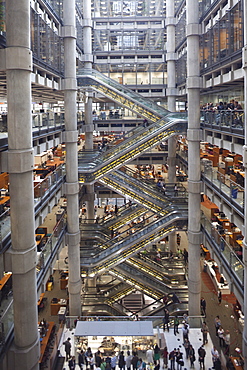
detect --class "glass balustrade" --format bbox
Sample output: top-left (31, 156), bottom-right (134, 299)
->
top-left (37, 215), bottom-right (66, 277)
top-left (201, 163), bottom-right (244, 209)
top-left (0, 165), bottom-right (65, 249)
top-left (34, 164), bottom-right (65, 203)
top-left (78, 118), bottom-right (187, 182)
top-left (117, 166), bottom-right (188, 202)
top-left (0, 112), bottom-right (84, 134)
top-left (201, 109), bottom-right (244, 131)
top-left (201, 214), bottom-right (244, 287)
top-left (77, 68), bottom-right (170, 120)
top-left (81, 211), bottom-right (187, 275)
top-left (0, 219), bottom-right (66, 355)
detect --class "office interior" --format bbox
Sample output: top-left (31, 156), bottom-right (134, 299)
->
top-left (0, 0), bottom-right (246, 369)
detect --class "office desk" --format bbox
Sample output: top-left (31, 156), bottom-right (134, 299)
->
top-left (39, 321), bottom-right (55, 364)
top-left (205, 261), bottom-right (230, 294)
top-left (37, 293), bottom-right (45, 307)
top-left (50, 299), bottom-right (68, 316)
top-left (37, 293), bottom-right (47, 312)
top-left (60, 277), bottom-right (68, 290)
top-left (201, 245), bottom-right (210, 260)
top-left (36, 234), bottom-right (46, 251)
top-left (213, 214), bottom-right (231, 230)
top-left (0, 273), bottom-right (12, 303)
top-left (0, 196), bottom-right (10, 205)
top-left (230, 357), bottom-right (243, 370)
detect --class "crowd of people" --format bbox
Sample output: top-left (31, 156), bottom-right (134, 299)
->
top-left (201, 99), bottom-right (244, 127)
top-left (63, 344), bottom-right (164, 370)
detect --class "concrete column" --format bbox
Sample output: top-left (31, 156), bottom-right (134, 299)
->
top-left (168, 233), bottom-right (177, 254)
top-left (83, 0), bottom-right (95, 221)
top-left (186, 0), bottom-right (202, 316)
top-left (242, 0), bottom-right (247, 361)
top-left (166, 0), bottom-right (177, 184)
top-left (6, 1), bottom-right (39, 368)
top-left (63, 0), bottom-right (81, 317)
top-left (166, 0), bottom-right (177, 252)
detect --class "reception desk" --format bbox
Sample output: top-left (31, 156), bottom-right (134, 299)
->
top-left (204, 261), bottom-right (230, 294)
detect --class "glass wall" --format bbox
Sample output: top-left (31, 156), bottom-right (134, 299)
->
top-left (31, 9), bottom-right (62, 73)
top-left (200, 3), bottom-right (243, 71)
top-left (92, 0), bottom-right (165, 18)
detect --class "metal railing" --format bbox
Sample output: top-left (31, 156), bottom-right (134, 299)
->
top-left (201, 162), bottom-right (244, 209)
top-left (201, 214), bottom-right (244, 287)
top-left (201, 109), bottom-right (244, 131)
top-left (0, 164), bottom-right (65, 249)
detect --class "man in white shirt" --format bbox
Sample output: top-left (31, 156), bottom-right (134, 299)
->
top-left (146, 347), bottom-right (154, 364)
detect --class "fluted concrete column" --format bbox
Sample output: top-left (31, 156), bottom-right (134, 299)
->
top-left (6, 1), bottom-right (39, 368)
top-left (166, 0), bottom-right (177, 184)
top-left (83, 0), bottom-right (95, 221)
top-left (63, 0), bottom-right (81, 317)
top-left (242, 0), bottom-right (247, 361)
top-left (186, 0), bottom-right (202, 316)
top-left (166, 0), bottom-right (177, 253)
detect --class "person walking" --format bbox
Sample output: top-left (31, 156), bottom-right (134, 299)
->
top-left (146, 347), bottom-right (154, 364)
top-left (78, 350), bottom-right (85, 370)
top-left (162, 347), bottom-right (168, 369)
top-left (217, 326), bottom-right (225, 347)
top-left (163, 309), bottom-right (170, 332)
top-left (95, 350), bottom-right (102, 368)
top-left (201, 321), bottom-right (209, 345)
top-left (111, 353), bottom-right (117, 370)
top-left (211, 346), bottom-right (220, 369)
top-left (85, 347), bottom-right (93, 369)
top-left (64, 337), bottom-right (72, 361)
top-left (176, 348), bottom-right (184, 369)
top-left (169, 349), bottom-right (176, 370)
top-left (174, 184), bottom-right (178, 196)
top-left (198, 346), bottom-right (206, 369)
top-left (174, 315), bottom-right (179, 335)
top-left (68, 356), bottom-right (76, 370)
top-left (182, 322), bottom-right (189, 341)
top-left (183, 338), bottom-right (190, 359)
top-left (126, 351), bottom-right (133, 370)
top-left (218, 290), bottom-right (222, 304)
top-left (200, 297), bottom-right (206, 317)
top-left (153, 344), bottom-right (161, 363)
top-left (214, 315), bottom-right (221, 336)
top-left (118, 351), bottom-right (126, 370)
top-left (188, 345), bottom-right (195, 367)
top-left (223, 330), bottom-right (230, 356)
top-left (131, 352), bottom-right (139, 370)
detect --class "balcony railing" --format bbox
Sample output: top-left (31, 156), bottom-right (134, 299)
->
top-left (201, 214), bottom-right (244, 287)
top-left (201, 162), bottom-right (244, 209)
top-left (0, 164), bottom-right (65, 250)
top-left (0, 219), bottom-right (66, 354)
top-left (0, 112), bottom-right (84, 134)
top-left (201, 109), bottom-right (244, 132)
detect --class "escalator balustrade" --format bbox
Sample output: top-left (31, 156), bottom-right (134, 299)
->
top-left (81, 211), bottom-right (188, 276)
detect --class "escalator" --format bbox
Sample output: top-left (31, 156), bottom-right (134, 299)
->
top-left (77, 68), bottom-right (169, 122)
top-left (128, 256), bottom-right (187, 283)
top-left (77, 69), bottom-right (189, 315)
top-left (99, 203), bottom-right (147, 231)
top-left (81, 210), bottom-right (188, 276)
top-left (100, 166), bottom-right (187, 213)
top-left (114, 261), bottom-right (187, 296)
top-left (78, 118), bottom-right (187, 184)
top-left (108, 268), bottom-right (164, 300)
